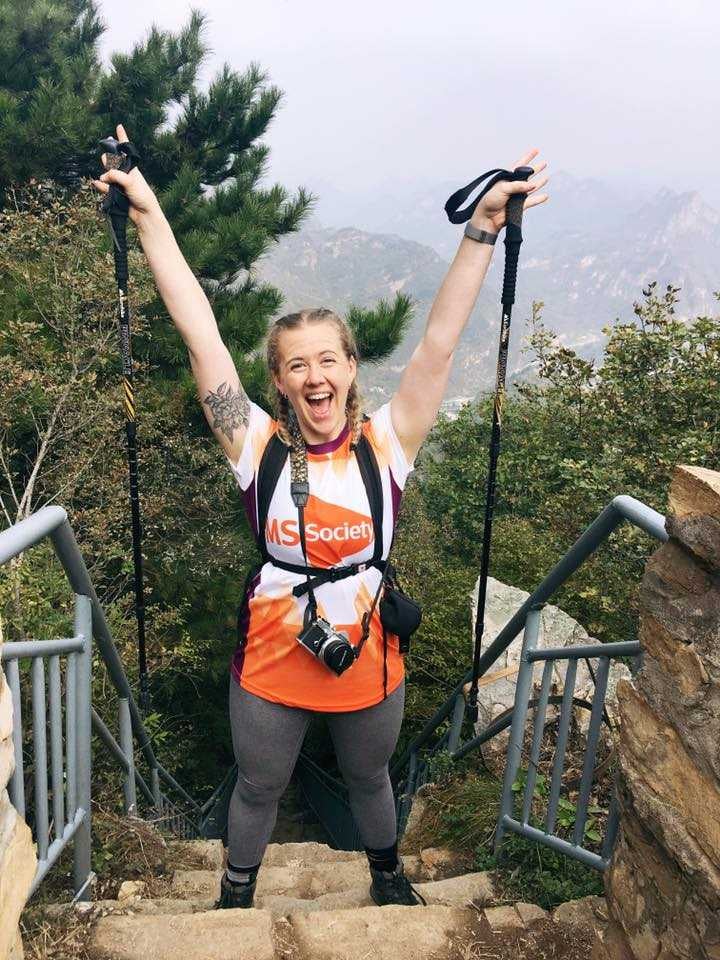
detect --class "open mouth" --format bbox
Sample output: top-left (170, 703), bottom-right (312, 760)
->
top-left (305, 391), bottom-right (333, 419)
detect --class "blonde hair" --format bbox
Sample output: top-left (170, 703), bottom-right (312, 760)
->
top-left (266, 308), bottom-right (363, 449)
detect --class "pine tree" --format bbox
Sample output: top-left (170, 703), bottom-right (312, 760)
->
top-left (0, 0), bottom-right (413, 403)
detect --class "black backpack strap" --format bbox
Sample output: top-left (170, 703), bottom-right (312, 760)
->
top-left (353, 433), bottom-right (383, 562)
top-left (256, 433), bottom-right (289, 560)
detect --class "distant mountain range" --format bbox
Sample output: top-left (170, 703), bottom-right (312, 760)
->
top-left (253, 173), bottom-right (720, 407)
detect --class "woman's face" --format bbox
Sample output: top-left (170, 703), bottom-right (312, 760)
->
top-left (273, 322), bottom-right (357, 444)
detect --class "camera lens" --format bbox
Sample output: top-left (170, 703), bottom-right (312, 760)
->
top-left (322, 637), bottom-right (356, 676)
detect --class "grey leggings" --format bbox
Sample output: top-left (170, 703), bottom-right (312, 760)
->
top-left (228, 678), bottom-right (405, 867)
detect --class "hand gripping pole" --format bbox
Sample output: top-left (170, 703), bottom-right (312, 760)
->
top-left (98, 137), bottom-right (151, 715)
top-left (445, 165), bottom-right (534, 724)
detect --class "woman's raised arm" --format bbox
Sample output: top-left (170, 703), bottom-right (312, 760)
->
top-left (92, 125), bottom-right (250, 465)
top-left (390, 149), bottom-right (548, 463)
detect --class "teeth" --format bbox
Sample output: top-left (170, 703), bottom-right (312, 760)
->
top-left (307, 393), bottom-right (332, 400)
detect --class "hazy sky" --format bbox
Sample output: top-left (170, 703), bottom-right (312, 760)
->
top-left (98, 0), bottom-right (719, 212)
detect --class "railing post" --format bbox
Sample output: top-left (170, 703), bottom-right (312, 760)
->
top-left (118, 698), bottom-right (137, 816)
top-left (495, 604), bottom-right (543, 855)
top-left (73, 594), bottom-right (93, 900)
top-left (151, 766), bottom-right (162, 811)
top-left (447, 692), bottom-right (466, 754)
top-left (6, 658), bottom-right (25, 817)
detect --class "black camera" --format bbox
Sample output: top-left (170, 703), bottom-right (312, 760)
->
top-left (297, 617), bottom-right (356, 676)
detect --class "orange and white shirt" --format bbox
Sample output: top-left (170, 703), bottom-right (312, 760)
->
top-left (226, 401), bottom-right (414, 711)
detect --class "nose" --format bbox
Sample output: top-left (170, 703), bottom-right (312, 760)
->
top-left (306, 362), bottom-right (326, 385)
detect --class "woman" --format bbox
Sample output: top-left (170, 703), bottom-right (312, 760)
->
top-left (93, 126), bottom-right (548, 908)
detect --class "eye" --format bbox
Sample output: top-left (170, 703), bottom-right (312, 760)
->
top-left (321, 357), bottom-right (336, 366)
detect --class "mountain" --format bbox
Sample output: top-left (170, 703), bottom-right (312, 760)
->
top-left (253, 176), bottom-right (720, 407)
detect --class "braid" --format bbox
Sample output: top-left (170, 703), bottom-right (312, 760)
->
top-left (276, 392), bottom-right (292, 447)
top-left (346, 380), bottom-right (364, 448)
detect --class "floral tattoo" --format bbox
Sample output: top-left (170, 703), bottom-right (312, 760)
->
top-left (203, 382), bottom-right (250, 441)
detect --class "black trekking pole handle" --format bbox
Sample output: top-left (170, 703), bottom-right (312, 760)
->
top-left (445, 164), bottom-right (533, 726)
top-left (98, 136), bottom-right (151, 715)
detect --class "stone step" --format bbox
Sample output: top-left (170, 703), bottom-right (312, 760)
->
top-left (97, 870), bottom-right (494, 921)
top-left (89, 904), bottom-right (484, 960)
top-left (89, 909), bottom-right (276, 960)
top-left (170, 855), bottom-right (429, 901)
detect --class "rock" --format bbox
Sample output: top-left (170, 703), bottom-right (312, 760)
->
top-left (483, 904), bottom-right (524, 931)
top-left (400, 784), bottom-right (431, 842)
top-left (305, 859), bottom-right (369, 897)
top-left (616, 681), bottom-right (720, 902)
top-left (594, 466), bottom-right (720, 960)
top-left (262, 840), bottom-right (363, 867)
top-left (172, 859), bottom-right (373, 901)
top-left (117, 880), bottom-right (147, 902)
top-left (167, 839), bottom-right (223, 870)
top-left (666, 465), bottom-right (720, 569)
top-left (89, 909), bottom-right (275, 960)
top-left (468, 577), bottom-right (626, 745)
top-left (0, 737), bottom-right (14, 798)
top-left (0, 790), bottom-right (36, 960)
top-left (592, 921), bottom-right (636, 960)
top-left (418, 846), bottom-right (470, 880)
top-left (44, 898), bottom-right (216, 917)
top-left (636, 540), bottom-right (720, 783)
top-left (553, 895), bottom-right (606, 928)
top-left (515, 901), bottom-right (549, 925)
top-left (287, 904), bottom-right (474, 960)
top-left (415, 872), bottom-right (494, 907)
top-left (260, 888), bottom-right (372, 915)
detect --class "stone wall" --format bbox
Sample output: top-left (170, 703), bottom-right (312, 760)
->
top-left (594, 465), bottom-right (720, 960)
top-left (0, 620), bottom-right (37, 960)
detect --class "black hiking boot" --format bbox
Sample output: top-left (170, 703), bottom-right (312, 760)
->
top-left (215, 872), bottom-right (256, 909)
top-left (369, 860), bottom-right (427, 906)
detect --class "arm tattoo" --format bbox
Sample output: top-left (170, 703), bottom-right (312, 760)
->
top-left (202, 382), bottom-right (250, 441)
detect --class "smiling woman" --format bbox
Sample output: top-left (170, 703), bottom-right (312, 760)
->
top-left (92, 121), bottom-right (548, 911)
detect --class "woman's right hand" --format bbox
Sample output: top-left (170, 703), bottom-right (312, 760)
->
top-left (91, 124), bottom-right (161, 227)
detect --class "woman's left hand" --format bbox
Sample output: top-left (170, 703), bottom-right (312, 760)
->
top-left (471, 149), bottom-right (549, 232)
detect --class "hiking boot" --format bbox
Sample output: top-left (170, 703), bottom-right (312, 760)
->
top-left (215, 872), bottom-right (256, 909)
top-left (369, 860), bottom-right (427, 906)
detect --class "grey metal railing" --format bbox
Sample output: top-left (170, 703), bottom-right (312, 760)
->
top-left (493, 605), bottom-right (639, 871)
top-left (388, 494), bottom-right (667, 839)
top-left (0, 506), bottom-right (204, 899)
top-left (2, 595), bottom-right (93, 898)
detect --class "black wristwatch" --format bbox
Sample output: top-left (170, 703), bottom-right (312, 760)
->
top-left (463, 223), bottom-right (498, 245)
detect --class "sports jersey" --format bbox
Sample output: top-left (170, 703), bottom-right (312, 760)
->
top-left (226, 401), bottom-right (414, 711)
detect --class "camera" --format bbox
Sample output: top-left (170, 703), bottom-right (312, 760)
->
top-left (297, 617), bottom-right (356, 676)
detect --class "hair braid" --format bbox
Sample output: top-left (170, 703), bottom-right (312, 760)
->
top-left (276, 392), bottom-right (292, 447)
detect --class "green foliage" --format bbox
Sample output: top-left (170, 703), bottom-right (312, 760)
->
top-left (475, 831), bottom-right (604, 910)
top-left (419, 285), bottom-right (720, 645)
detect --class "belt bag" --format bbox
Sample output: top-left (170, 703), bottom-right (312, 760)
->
top-left (379, 572), bottom-right (422, 654)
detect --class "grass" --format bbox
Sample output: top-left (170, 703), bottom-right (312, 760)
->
top-left (20, 804), bottom-right (213, 960)
top-left (400, 752), bottom-right (605, 912)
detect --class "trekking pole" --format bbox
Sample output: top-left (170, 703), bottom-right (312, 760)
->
top-left (98, 135), bottom-right (151, 715)
top-left (445, 165), bottom-right (534, 725)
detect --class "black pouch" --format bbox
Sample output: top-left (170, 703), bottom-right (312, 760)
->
top-left (379, 572), bottom-right (422, 655)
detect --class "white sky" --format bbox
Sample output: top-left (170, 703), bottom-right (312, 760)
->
top-left (98, 0), bottom-right (719, 210)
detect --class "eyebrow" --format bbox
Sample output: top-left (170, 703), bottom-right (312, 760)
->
top-left (286, 349), bottom-right (338, 365)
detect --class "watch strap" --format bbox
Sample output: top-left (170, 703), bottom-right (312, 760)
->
top-left (463, 222), bottom-right (498, 245)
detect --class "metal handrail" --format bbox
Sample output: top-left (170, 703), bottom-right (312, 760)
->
top-left (1, 505), bottom-right (203, 899)
top-left (390, 494), bottom-right (667, 780)
top-left (494, 606), bottom-right (641, 871)
top-left (0, 506), bottom-right (199, 814)
top-left (1, 595), bottom-right (93, 898)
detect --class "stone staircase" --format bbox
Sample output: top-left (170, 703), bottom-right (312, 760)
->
top-left (79, 839), bottom-right (574, 960)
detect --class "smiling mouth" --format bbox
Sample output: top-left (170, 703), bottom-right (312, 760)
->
top-left (305, 391), bottom-right (333, 418)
